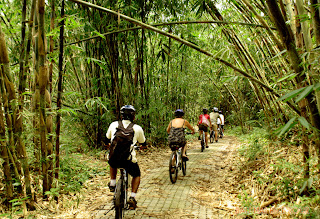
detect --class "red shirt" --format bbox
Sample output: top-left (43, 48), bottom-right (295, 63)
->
top-left (198, 114), bottom-right (210, 126)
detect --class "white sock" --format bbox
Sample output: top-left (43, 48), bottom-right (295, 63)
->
top-left (131, 192), bottom-right (136, 198)
top-left (110, 179), bottom-right (116, 186)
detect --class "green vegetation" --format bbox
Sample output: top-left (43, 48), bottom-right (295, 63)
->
top-left (232, 126), bottom-right (320, 217)
top-left (0, 0), bottom-right (320, 217)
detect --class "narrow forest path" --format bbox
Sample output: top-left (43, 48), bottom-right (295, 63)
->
top-left (93, 135), bottom-right (241, 219)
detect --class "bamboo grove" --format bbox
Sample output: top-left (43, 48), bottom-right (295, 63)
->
top-left (0, 0), bottom-right (319, 211)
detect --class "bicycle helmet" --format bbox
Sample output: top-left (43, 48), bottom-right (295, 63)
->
top-left (203, 108), bottom-right (208, 114)
top-left (174, 109), bottom-right (184, 118)
top-left (120, 105), bottom-right (136, 121)
top-left (213, 107), bottom-right (218, 112)
top-left (218, 111), bottom-right (222, 114)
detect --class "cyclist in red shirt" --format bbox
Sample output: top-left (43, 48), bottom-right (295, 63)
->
top-left (197, 108), bottom-right (212, 148)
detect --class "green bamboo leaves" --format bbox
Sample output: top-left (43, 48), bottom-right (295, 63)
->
top-left (277, 84), bottom-right (320, 104)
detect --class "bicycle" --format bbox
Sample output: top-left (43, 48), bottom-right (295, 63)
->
top-left (169, 145), bottom-right (187, 183)
top-left (112, 145), bottom-right (139, 218)
top-left (200, 131), bottom-right (206, 152)
top-left (209, 129), bottom-right (214, 143)
top-left (218, 125), bottom-right (223, 138)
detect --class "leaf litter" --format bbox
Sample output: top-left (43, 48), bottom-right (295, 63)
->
top-left (3, 135), bottom-right (310, 218)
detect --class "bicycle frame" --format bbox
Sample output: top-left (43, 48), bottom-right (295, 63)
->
top-left (169, 146), bottom-right (186, 183)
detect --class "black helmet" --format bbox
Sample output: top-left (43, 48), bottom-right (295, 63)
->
top-left (203, 108), bottom-right (208, 114)
top-left (219, 110), bottom-right (222, 114)
top-left (174, 109), bottom-right (184, 118)
top-left (120, 105), bottom-right (136, 121)
top-left (213, 107), bottom-right (218, 112)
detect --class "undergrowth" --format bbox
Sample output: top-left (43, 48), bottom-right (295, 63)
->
top-left (229, 126), bottom-right (320, 218)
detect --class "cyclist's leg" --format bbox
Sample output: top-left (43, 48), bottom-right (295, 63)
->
top-left (182, 145), bottom-right (186, 157)
top-left (108, 166), bottom-right (117, 191)
top-left (125, 161), bottom-right (141, 209)
top-left (125, 161), bottom-right (141, 193)
top-left (199, 129), bottom-right (203, 139)
top-left (181, 143), bottom-right (189, 160)
top-left (203, 125), bottom-right (208, 146)
top-left (205, 132), bottom-right (209, 147)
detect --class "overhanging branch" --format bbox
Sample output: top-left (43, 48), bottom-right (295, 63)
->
top-left (68, 0), bottom-right (300, 115)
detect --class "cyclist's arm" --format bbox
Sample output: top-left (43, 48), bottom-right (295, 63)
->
top-left (106, 121), bottom-right (118, 140)
top-left (197, 115), bottom-right (201, 125)
top-left (208, 115), bottom-right (212, 129)
top-left (135, 126), bottom-right (147, 149)
top-left (166, 121), bottom-right (172, 134)
top-left (185, 120), bottom-right (195, 134)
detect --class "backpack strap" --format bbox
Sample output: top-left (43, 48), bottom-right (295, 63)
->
top-left (118, 120), bottom-right (124, 129)
top-left (118, 120), bottom-right (135, 130)
top-left (127, 122), bottom-right (135, 130)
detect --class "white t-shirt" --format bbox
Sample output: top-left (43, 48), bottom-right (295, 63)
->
top-left (219, 114), bottom-right (225, 125)
top-left (217, 117), bottom-right (221, 125)
top-left (106, 120), bottom-right (146, 163)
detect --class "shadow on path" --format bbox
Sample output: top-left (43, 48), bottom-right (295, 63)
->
top-left (95, 135), bottom-right (240, 219)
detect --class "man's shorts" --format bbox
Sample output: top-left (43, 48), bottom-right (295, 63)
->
top-left (198, 124), bottom-right (208, 132)
top-left (212, 124), bottom-right (218, 131)
top-left (110, 160), bottom-right (141, 177)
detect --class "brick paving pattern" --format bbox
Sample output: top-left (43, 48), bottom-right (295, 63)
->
top-left (95, 137), bottom-right (233, 218)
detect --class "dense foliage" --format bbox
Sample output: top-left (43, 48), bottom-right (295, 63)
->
top-left (0, 0), bottom-right (319, 215)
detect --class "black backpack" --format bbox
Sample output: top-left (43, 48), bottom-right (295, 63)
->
top-left (167, 120), bottom-right (186, 149)
top-left (108, 121), bottom-right (135, 168)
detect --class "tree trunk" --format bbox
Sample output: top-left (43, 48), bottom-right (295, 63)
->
top-left (55, 0), bottom-right (65, 192)
top-left (0, 19), bottom-right (23, 190)
top-left (266, 0), bottom-right (320, 177)
top-left (38, 0), bottom-right (49, 198)
top-left (0, 76), bottom-right (13, 208)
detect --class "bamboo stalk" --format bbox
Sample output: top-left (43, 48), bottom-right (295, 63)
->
top-left (68, 0), bottom-right (301, 116)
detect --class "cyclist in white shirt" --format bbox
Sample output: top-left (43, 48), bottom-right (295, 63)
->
top-left (106, 105), bottom-right (146, 210)
top-left (209, 107), bottom-right (219, 142)
top-left (219, 110), bottom-right (225, 137)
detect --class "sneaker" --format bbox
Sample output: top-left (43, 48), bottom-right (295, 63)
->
top-left (108, 182), bottom-right (115, 192)
top-left (206, 145), bottom-right (209, 148)
top-left (128, 197), bottom-right (137, 210)
top-left (215, 140), bottom-right (218, 143)
top-left (182, 156), bottom-right (189, 161)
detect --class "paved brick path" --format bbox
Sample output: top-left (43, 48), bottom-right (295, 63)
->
top-left (95, 136), bottom-right (235, 218)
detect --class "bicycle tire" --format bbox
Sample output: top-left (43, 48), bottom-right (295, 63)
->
top-left (209, 130), bottom-right (214, 143)
top-left (201, 132), bottom-right (205, 152)
top-left (169, 151), bottom-right (178, 183)
top-left (114, 179), bottom-right (124, 219)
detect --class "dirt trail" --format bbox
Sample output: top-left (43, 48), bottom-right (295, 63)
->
top-left (88, 135), bottom-right (242, 218)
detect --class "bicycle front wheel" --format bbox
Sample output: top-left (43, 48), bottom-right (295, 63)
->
top-left (114, 179), bottom-right (124, 219)
top-left (169, 151), bottom-right (178, 183)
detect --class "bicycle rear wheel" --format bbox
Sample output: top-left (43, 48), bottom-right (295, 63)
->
top-left (209, 130), bottom-right (214, 143)
top-left (169, 151), bottom-right (178, 183)
top-left (201, 132), bottom-right (205, 152)
top-left (114, 179), bottom-right (124, 218)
